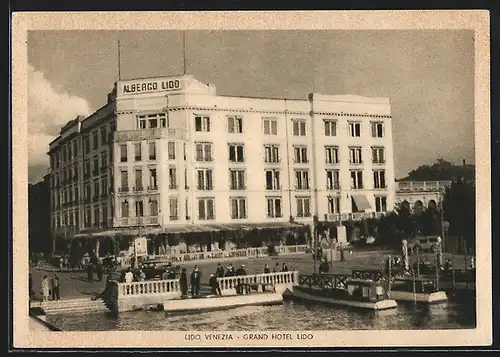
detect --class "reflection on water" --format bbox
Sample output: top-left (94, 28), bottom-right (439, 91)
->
top-left (47, 296), bottom-right (476, 332)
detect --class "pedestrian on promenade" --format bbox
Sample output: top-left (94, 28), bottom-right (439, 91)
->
top-left (216, 263), bottom-right (225, 277)
top-left (96, 263), bottom-right (104, 282)
top-left (59, 256), bottom-right (64, 272)
top-left (51, 274), bottom-right (60, 301)
top-left (190, 265), bottom-right (202, 297)
top-left (264, 264), bottom-right (270, 274)
top-left (225, 264), bottom-right (235, 277)
top-left (161, 269), bottom-right (169, 280)
top-left (124, 268), bottom-right (134, 283)
top-left (235, 265), bottom-right (248, 294)
top-left (281, 262), bottom-right (289, 272)
top-left (273, 262), bottom-right (280, 273)
top-left (41, 275), bottom-right (50, 302)
top-left (86, 264), bottom-right (94, 282)
top-left (168, 268), bottom-right (176, 280)
top-left (138, 269), bottom-right (146, 282)
top-left (209, 273), bottom-right (222, 296)
top-left (180, 268), bottom-right (188, 297)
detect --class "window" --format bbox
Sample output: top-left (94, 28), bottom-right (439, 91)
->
top-left (73, 141), bottom-right (78, 156)
top-left (228, 144), bottom-right (245, 163)
top-left (93, 180), bottom-right (99, 199)
top-left (266, 197), bottom-right (282, 218)
top-left (296, 197), bottom-right (311, 217)
top-left (195, 142), bottom-right (212, 162)
top-left (120, 144), bottom-right (127, 162)
top-left (134, 169), bottom-right (143, 191)
top-left (138, 113), bottom-right (167, 129)
top-left (350, 170), bottom-right (364, 189)
top-left (292, 119), bottom-right (306, 136)
top-left (135, 200), bottom-right (144, 217)
top-left (92, 131), bottom-right (99, 150)
top-left (149, 199), bottom-right (159, 216)
top-left (84, 206), bottom-right (91, 227)
top-left (372, 147), bottom-right (385, 164)
top-left (373, 170), bottom-right (386, 189)
top-left (67, 145), bottom-right (72, 160)
top-left (149, 142), bottom-right (156, 160)
top-left (230, 169), bottom-right (245, 190)
top-left (73, 164), bottom-right (79, 180)
top-left (168, 141), bottom-right (175, 160)
top-left (102, 206), bottom-right (108, 225)
top-left (198, 198), bottom-right (215, 220)
top-left (184, 168), bottom-right (188, 190)
top-left (169, 197), bottom-right (179, 220)
top-left (375, 196), bottom-right (387, 212)
top-left (263, 118), bottom-right (278, 135)
top-left (328, 196), bottom-right (341, 214)
top-left (197, 169), bottom-right (213, 190)
top-left (227, 116), bottom-right (243, 133)
top-left (84, 136), bottom-right (90, 154)
top-left (295, 170), bottom-right (310, 190)
top-left (230, 197), bottom-right (247, 219)
top-left (326, 170), bottom-right (340, 190)
top-left (264, 145), bottom-right (280, 163)
top-left (371, 121), bottom-right (384, 138)
top-left (169, 166), bottom-right (177, 189)
top-left (94, 207), bottom-right (100, 226)
top-left (195, 116), bottom-right (211, 132)
top-left (348, 122), bottom-right (361, 137)
top-left (101, 177), bottom-right (107, 197)
top-left (84, 184), bottom-right (91, 202)
top-left (134, 143), bottom-right (142, 161)
top-left (149, 168), bottom-right (158, 190)
top-left (93, 156), bottom-right (99, 175)
top-left (265, 170), bottom-right (281, 190)
top-left (100, 126), bottom-right (107, 145)
top-left (294, 146), bottom-right (308, 163)
top-left (349, 147), bottom-right (363, 164)
top-left (183, 143), bottom-right (187, 161)
top-left (99, 152), bottom-right (107, 170)
top-left (325, 146), bottom-right (339, 164)
top-left (324, 120), bottom-right (337, 136)
top-left (120, 170), bottom-right (128, 191)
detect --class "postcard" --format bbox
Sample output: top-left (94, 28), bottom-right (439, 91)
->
top-left (12, 10), bottom-right (491, 348)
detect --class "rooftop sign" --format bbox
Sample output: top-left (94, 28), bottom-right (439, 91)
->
top-left (119, 77), bottom-right (183, 96)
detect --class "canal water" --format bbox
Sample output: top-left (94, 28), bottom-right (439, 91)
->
top-left (47, 295), bottom-right (475, 331)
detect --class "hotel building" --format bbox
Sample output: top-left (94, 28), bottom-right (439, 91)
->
top-left (47, 74), bottom-right (395, 255)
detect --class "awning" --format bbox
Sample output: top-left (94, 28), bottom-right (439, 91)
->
top-left (352, 195), bottom-right (372, 211)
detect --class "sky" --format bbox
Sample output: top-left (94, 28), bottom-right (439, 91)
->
top-left (27, 30), bottom-right (475, 183)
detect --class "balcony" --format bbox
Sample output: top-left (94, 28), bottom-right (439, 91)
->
top-left (133, 186), bottom-right (144, 193)
top-left (326, 212), bottom-right (385, 222)
top-left (112, 216), bottom-right (159, 227)
top-left (113, 128), bottom-right (187, 142)
top-left (396, 180), bottom-right (452, 193)
top-left (118, 187), bottom-right (129, 193)
top-left (148, 185), bottom-right (159, 192)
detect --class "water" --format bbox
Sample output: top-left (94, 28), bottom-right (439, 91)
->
top-left (47, 295), bottom-right (475, 331)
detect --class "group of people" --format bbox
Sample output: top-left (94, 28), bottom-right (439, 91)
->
top-left (31, 273), bottom-right (61, 302)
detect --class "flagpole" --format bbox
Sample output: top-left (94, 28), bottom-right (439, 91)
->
top-left (117, 40), bottom-right (122, 81)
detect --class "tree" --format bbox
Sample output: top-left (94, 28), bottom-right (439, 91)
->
top-left (400, 158), bottom-right (474, 182)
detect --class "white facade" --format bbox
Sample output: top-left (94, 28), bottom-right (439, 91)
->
top-left (48, 74), bottom-right (395, 237)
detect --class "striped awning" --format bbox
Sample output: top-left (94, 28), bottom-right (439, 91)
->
top-left (352, 195), bottom-right (372, 212)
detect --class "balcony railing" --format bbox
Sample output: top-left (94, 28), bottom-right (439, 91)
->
top-left (326, 212), bottom-right (385, 222)
top-left (112, 216), bottom-right (159, 227)
top-left (113, 128), bottom-right (187, 142)
top-left (118, 187), bottom-right (129, 193)
top-left (396, 180), bottom-right (452, 193)
top-left (148, 185), bottom-right (159, 191)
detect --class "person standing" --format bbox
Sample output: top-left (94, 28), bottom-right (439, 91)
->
top-left (96, 263), bottom-right (104, 282)
top-left (216, 263), bottom-right (225, 278)
top-left (180, 268), bottom-right (188, 297)
top-left (273, 262), bottom-right (280, 273)
top-left (225, 264), bottom-right (235, 277)
top-left (190, 265), bottom-right (202, 297)
top-left (209, 273), bottom-right (222, 296)
top-left (124, 268), bottom-right (134, 283)
top-left (281, 262), bottom-right (289, 272)
top-left (161, 269), bottom-right (169, 280)
top-left (41, 275), bottom-right (50, 302)
top-left (51, 274), bottom-right (60, 301)
top-left (264, 264), bottom-right (270, 274)
top-left (86, 263), bottom-right (94, 282)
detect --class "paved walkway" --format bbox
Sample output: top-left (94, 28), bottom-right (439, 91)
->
top-left (29, 251), bottom-right (472, 301)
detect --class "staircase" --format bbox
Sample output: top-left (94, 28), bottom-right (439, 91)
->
top-left (36, 298), bottom-right (110, 315)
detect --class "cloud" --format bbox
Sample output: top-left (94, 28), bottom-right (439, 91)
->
top-left (28, 65), bottom-right (91, 183)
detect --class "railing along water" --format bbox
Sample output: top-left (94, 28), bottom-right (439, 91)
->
top-left (117, 279), bottom-right (180, 297)
top-left (217, 271), bottom-right (299, 292)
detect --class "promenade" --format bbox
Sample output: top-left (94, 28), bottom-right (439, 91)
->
top-left (29, 250), bottom-right (472, 302)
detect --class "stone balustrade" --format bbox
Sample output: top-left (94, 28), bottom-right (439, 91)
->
top-left (217, 271), bottom-right (299, 295)
top-left (117, 279), bottom-right (180, 297)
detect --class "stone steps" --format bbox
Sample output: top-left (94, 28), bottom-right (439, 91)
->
top-left (36, 298), bottom-right (110, 315)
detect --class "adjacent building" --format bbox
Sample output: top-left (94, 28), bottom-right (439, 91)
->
top-left (28, 174), bottom-right (52, 254)
top-left (47, 74), bottom-right (395, 256)
top-left (395, 180), bottom-right (452, 213)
